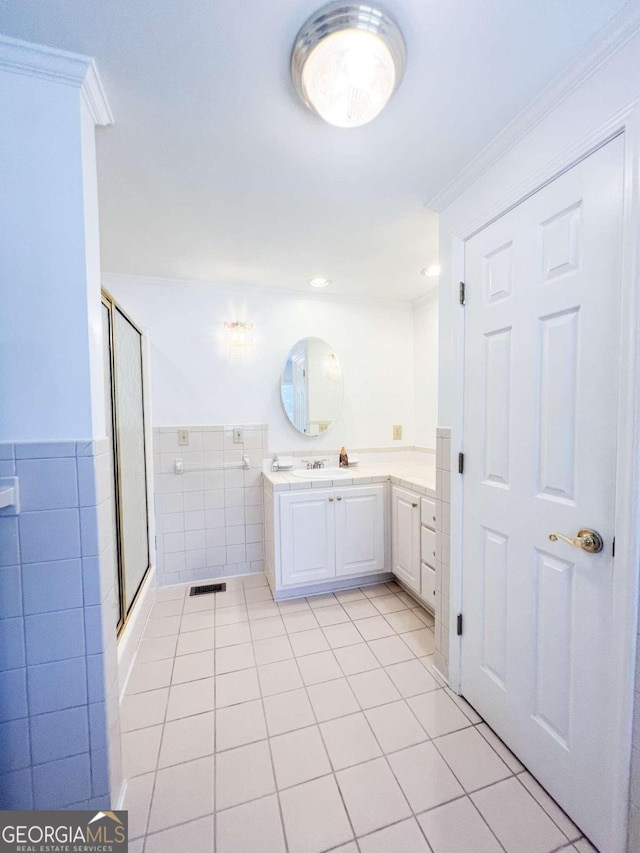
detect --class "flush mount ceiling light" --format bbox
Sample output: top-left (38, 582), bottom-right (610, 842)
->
top-left (309, 276), bottom-right (332, 288)
top-left (291, 2), bottom-right (406, 128)
top-left (421, 264), bottom-right (441, 277)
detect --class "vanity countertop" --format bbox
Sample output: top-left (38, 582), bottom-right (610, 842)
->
top-left (262, 461), bottom-right (436, 498)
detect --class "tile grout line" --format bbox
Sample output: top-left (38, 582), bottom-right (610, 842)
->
top-left (16, 448), bottom-right (33, 807)
top-left (270, 585), bottom-right (512, 852)
top-left (125, 576), bottom-right (581, 853)
top-left (270, 586), bottom-right (442, 849)
top-left (140, 582), bottom-right (188, 846)
top-left (281, 623), bottom-right (360, 851)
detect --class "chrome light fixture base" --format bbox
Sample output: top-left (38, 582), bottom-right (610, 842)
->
top-left (291, 2), bottom-right (406, 128)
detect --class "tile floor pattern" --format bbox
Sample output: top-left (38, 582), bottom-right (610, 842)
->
top-left (121, 576), bottom-right (598, 853)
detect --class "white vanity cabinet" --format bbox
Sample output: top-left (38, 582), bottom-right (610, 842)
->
top-left (391, 485), bottom-right (422, 594)
top-left (420, 496), bottom-right (437, 606)
top-left (279, 483), bottom-right (386, 588)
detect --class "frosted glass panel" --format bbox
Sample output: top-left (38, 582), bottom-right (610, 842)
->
top-left (102, 304), bottom-right (123, 627)
top-left (113, 308), bottom-right (149, 611)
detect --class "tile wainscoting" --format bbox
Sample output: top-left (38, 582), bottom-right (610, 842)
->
top-left (0, 440), bottom-right (121, 809)
top-left (153, 426), bottom-right (267, 588)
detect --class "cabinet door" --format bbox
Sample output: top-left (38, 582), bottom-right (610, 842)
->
top-left (280, 489), bottom-right (335, 586)
top-left (335, 484), bottom-right (386, 578)
top-left (391, 486), bottom-right (421, 593)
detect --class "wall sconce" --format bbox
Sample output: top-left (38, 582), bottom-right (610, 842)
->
top-left (326, 351), bottom-right (341, 381)
top-left (225, 321), bottom-right (253, 360)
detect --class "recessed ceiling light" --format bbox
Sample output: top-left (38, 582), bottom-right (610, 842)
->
top-left (291, 3), bottom-right (406, 129)
top-left (310, 277), bottom-right (331, 288)
top-left (421, 265), bottom-right (441, 277)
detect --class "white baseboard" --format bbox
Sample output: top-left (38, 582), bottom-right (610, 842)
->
top-left (117, 565), bottom-right (157, 698)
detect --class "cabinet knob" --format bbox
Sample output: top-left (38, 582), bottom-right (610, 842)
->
top-left (336, 496), bottom-right (342, 501)
top-left (412, 503), bottom-right (418, 508)
top-left (328, 497), bottom-right (334, 502)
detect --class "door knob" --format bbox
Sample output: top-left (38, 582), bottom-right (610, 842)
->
top-left (549, 529), bottom-right (604, 553)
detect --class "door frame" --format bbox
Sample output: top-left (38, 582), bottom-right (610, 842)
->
top-left (447, 103), bottom-right (640, 850)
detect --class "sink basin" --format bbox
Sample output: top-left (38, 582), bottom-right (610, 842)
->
top-left (290, 468), bottom-right (352, 480)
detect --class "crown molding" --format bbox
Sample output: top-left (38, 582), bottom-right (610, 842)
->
top-left (426, 3), bottom-right (640, 213)
top-left (102, 272), bottom-right (420, 309)
top-left (0, 34), bottom-right (113, 126)
top-left (81, 61), bottom-right (114, 126)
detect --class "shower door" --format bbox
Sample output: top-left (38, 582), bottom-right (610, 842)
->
top-left (102, 291), bottom-right (150, 634)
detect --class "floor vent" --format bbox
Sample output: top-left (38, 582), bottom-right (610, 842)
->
top-left (190, 582), bottom-right (226, 596)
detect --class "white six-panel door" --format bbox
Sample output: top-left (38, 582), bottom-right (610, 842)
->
top-left (460, 137), bottom-right (624, 851)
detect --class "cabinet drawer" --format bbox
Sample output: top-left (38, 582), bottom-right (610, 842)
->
top-left (421, 562), bottom-right (436, 602)
top-left (420, 497), bottom-right (437, 529)
top-left (421, 525), bottom-right (436, 566)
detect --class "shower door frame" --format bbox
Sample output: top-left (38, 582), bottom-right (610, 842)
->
top-left (102, 288), bottom-right (151, 637)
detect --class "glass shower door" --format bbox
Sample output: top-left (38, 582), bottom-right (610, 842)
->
top-left (103, 292), bottom-right (150, 632)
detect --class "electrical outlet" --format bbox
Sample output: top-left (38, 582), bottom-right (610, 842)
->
top-left (178, 429), bottom-right (189, 446)
top-left (393, 424), bottom-right (403, 440)
top-left (233, 427), bottom-right (243, 443)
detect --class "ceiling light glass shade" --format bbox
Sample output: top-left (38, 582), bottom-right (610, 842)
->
top-left (310, 276), bottom-right (331, 287)
top-left (421, 264), bottom-right (441, 277)
top-left (292, 3), bottom-right (406, 128)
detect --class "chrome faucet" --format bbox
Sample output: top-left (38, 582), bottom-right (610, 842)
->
top-left (306, 458), bottom-right (328, 469)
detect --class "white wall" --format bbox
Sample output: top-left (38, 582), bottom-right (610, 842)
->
top-left (105, 274), bottom-right (420, 453)
top-left (437, 26), bottom-right (640, 427)
top-left (413, 290), bottom-right (439, 448)
top-left (0, 52), bottom-right (105, 442)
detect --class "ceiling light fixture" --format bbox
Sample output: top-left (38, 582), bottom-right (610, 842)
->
top-left (309, 277), bottom-right (331, 288)
top-left (421, 265), bottom-right (441, 277)
top-left (291, 2), bottom-right (406, 128)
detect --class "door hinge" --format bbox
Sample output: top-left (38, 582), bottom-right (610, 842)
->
top-left (612, 536), bottom-right (615, 557)
top-left (456, 614), bottom-right (463, 636)
top-left (458, 452), bottom-right (464, 474)
top-left (459, 281), bottom-right (465, 305)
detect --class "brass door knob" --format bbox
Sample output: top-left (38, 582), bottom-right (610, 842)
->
top-left (549, 529), bottom-right (604, 553)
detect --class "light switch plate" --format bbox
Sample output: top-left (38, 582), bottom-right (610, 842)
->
top-left (393, 425), bottom-right (403, 440)
top-left (233, 428), bottom-right (243, 443)
top-left (178, 429), bottom-right (190, 446)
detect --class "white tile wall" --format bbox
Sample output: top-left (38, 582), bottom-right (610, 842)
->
top-left (0, 440), bottom-right (121, 810)
top-left (153, 426), bottom-right (267, 587)
top-left (433, 428), bottom-right (451, 680)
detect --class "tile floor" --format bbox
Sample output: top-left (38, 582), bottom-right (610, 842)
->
top-left (121, 575), bottom-right (597, 853)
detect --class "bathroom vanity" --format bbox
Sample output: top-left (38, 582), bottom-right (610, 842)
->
top-left (268, 334), bottom-right (438, 609)
top-left (263, 462), bottom-right (437, 611)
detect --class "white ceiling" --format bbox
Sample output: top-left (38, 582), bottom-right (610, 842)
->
top-left (0, 0), bottom-right (628, 300)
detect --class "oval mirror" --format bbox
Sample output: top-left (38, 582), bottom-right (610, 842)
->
top-left (280, 337), bottom-right (344, 435)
